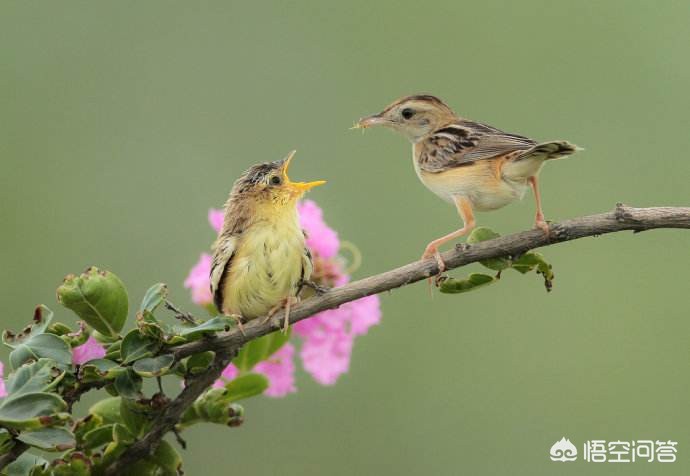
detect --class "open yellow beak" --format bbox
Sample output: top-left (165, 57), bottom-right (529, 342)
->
top-left (281, 150), bottom-right (326, 192)
top-left (352, 114), bottom-right (388, 129)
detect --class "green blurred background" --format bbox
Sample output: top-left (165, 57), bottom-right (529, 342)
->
top-left (2, 1), bottom-right (689, 474)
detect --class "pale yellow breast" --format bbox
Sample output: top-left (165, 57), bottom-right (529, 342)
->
top-left (223, 213), bottom-right (306, 319)
top-left (415, 156), bottom-right (529, 212)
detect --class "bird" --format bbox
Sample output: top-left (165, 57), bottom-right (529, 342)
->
top-left (355, 94), bottom-right (580, 276)
top-left (210, 151), bottom-right (326, 333)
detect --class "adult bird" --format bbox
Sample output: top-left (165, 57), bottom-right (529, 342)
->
top-left (210, 151), bottom-right (326, 332)
top-left (355, 94), bottom-right (580, 273)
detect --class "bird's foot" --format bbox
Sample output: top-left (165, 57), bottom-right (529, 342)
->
top-left (230, 314), bottom-right (246, 336)
top-left (534, 217), bottom-right (550, 237)
top-left (265, 296), bottom-right (300, 334)
top-left (299, 279), bottom-right (330, 296)
top-left (421, 245), bottom-right (447, 293)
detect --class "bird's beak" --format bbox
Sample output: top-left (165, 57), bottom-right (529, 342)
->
top-left (281, 151), bottom-right (326, 192)
top-left (352, 113), bottom-right (388, 129)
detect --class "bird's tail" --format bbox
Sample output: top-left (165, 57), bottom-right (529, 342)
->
top-left (517, 140), bottom-right (582, 161)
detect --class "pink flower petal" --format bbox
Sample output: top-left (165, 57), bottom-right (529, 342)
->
top-left (213, 363), bottom-right (239, 389)
top-left (212, 345), bottom-right (296, 397)
top-left (295, 295), bottom-right (380, 385)
top-left (208, 208), bottom-right (225, 234)
top-left (298, 200), bottom-right (340, 258)
top-left (72, 336), bottom-right (106, 365)
top-left (0, 362), bottom-right (6, 398)
top-left (300, 328), bottom-right (354, 385)
top-left (184, 253), bottom-right (213, 306)
top-left (348, 295), bottom-right (381, 336)
top-left (254, 343), bottom-right (296, 397)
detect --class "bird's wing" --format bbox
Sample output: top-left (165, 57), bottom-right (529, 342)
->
top-left (210, 235), bottom-right (238, 313)
top-left (417, 121), bottom-right (537, 172)
top-left (301, 246), bottom-right (313, 284)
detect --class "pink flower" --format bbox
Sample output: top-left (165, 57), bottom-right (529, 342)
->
top-left (72, 336), bottom-right (106, 365)
top-left (184, 253), bottom-right (213, 306)
top-left (254, 343), bottom-right (296, 397)
top-left (0, 362), bottom-right (6, 398)
top-left (294, 296), bottom-right (381, 385)
top-left (208, 209), bottom-right (224, 234)
top-left (213, 363), bottom-right (239, 389)
top-left (297, 200), bottom-right (339, 259)
top-left (347, 295), bottom-right (381, 336)
top-left (299, 325), bottom-right (354, 385)
top-left (213, 344), bottom-right (296, 397)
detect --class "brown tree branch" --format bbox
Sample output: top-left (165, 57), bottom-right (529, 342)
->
top-left (101, 204), bottom-right (689, 473)
top-left (105, 350), bottom-right (233, 475)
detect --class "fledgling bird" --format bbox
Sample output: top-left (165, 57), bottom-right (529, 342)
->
top-left (355, 94), bottom-right (580, 273)
top-left (210, 151), bottom-right (326, 333)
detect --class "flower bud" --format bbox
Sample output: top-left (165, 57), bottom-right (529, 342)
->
top-left (57, 267), bottom-right (129, 338)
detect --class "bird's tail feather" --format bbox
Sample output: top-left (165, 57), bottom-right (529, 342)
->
top-left (518, 140), bottom-right (582, 161)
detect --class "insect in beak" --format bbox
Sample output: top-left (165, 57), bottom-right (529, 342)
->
top-left (352, 113), bottom-right (389, 129)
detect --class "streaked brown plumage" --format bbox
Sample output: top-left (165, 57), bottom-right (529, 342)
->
top-left (210, 151), bottom-right (325, 332)
top-left (356, 94), bottom-right (581, 272)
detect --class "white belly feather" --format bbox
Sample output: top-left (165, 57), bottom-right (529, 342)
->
top-left (413, 154), bottom-right (534, 212)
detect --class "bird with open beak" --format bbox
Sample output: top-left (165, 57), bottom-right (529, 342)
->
top-left (210, 151), bottom-right (326, 332)
top-left (355, 94), bottom-right (580, 279)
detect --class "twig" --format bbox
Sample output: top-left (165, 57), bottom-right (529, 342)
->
top-left (0, 442), bottom-right (29, 470)
top-left (17, 205), bottom-right (690, 472)
top-left (171, 204), bottom-right (690, 360)
top-left (104, 349), bottom-right (232, 475)
top-left (164, 300), bottom-right (198, 324)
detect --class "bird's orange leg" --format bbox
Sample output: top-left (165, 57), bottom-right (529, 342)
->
top-left (229, 314), bottom-right (246, 336)
top-left (264, 296), bottom-right (299, 334)
top-left (422, 196), bottom-right (476, 283)
top-left (528, 176), bottom-right (549, 235)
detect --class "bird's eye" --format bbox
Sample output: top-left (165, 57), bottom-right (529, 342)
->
top-left (270, 175), bottom-right (282, 185)
top-left (401, 108), bottom-right (415, 120)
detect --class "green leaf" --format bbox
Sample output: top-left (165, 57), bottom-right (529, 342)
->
top-left (466, 227), bottom-right (511, 271)
top-left (186, 351), bottom-right (214, 375)
top-left (103, 340), bottom-right (122, 360)
top-left (132, 354), bottom-right (175, 378)
top-left (0, 428), bottom-right (13, 454)
top-left (111, 423), bottom-right (135, 445)
top-left (79, 359), bottom-right (127, 383)
top-left (120, 329), bottom-right (158, 364)
top-left (17, 427), bottom-right (75, 452)
top-left (8, 334), bottom-right (72, 371)
top-left (149, 439), bottom-right (183, 475)
top-left (88, 397), bottom-right (124, 425)
top-left (82, 423), bottom-right (115, 450)
top-left (47, 452), bottom-right (91, 476)
top-left (2, 305), bottom-right (54, 349)
top-left (224, 373), bottom-right (269, 402)
top-left (119, 398), bottom-right (149, 436)
top-left (172, 316), bottom-right (234, 341)
top-left (139, 283), bottom-right (168, 314)
top-left (233, 330), bottom-right (290, 373)
top-left (5, 453), bottom-right (48, 476)
top-left (466, 226), bottom-right (501, 244)
top-left (113, 370), bottom-right (143, 399)
top-left (5, 359), bottom-right (65, 399)
top-left (56, 266), bottom-right (129, 338)
top-left (512, 251), bottom-right (555, 291)
top-left (0, 392), bottom-right (68, 430)
top-left (439, 273), bottom-right (498, 294)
